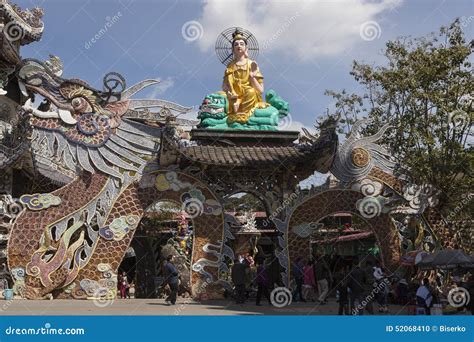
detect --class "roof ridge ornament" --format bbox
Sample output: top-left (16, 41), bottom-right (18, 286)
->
top-left (330, 119), bottom-right (396, 183)
top-left (0, 0), bottom-right (44, 44)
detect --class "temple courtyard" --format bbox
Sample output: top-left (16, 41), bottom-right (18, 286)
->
top-left (2, 299), bottom-right (469, 316)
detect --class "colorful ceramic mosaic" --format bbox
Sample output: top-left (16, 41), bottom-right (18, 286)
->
top-left (99, 215), bottom-right (140, 241)
top-left (0, 2), bottom-right (453, 302)
top-left (19, 193), bottom-right (61, 211)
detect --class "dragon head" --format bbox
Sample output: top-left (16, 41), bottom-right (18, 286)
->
top-left (196, 89), bottom-right (290, 130)
top-left (16, 56), bottom-right (192, 183)
top-left (197, 92), bottom-right (228, 128)
top-left (19, 58), bottom-right (129, 138)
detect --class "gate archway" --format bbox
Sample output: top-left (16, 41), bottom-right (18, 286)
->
top-left (67, 170), bottom-right (226, 300)
top-left (286, 189), bottom-right (400, 284)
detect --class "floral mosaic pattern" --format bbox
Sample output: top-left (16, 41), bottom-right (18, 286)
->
top-left (99, 215), bottom-right (140, 241)
top-left (79, 263), bottom-right (117, 299)
top-left (19, 193), bottom-right (61, 211)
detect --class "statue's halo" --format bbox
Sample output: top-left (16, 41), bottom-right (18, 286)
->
top-left (215, 27), bottom-right (259, 66)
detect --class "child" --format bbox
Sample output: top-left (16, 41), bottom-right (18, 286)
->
top-left (336, 275), bottom-right (349, 315)
top-left (129, 282), bottom-right (136, 299)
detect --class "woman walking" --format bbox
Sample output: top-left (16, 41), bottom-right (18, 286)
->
top-left (255, 261), bottom-right (271, 306)
top-left (119, 272), bottom-right (128, 299)
top-left (303, 260), bottom-right (316, 301)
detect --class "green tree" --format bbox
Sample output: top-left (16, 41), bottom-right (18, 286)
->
top-left (325, 19), bottom-right (473, 218)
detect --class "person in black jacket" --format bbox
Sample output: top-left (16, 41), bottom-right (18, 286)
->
top-left (164, 255), bottom-right (179, 305)
top-left (336, 273), bottom-right (349, 315)
top-left (293, 257), bottom-right (305, 302)
top-left (231, 258), bottom-right (249, 304)
top-left (314, 256), bottom-right (329, 304)
top-left (267, 251), bottom-right (283, 288)
top-left (348, 263), bottom-right (367, 315)
top-left (255, 260), bottom-right (271, 306)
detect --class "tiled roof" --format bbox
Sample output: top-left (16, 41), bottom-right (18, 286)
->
top-left (179, 144), bottom-right (326, 166)
top-left (159, 126), bottom-right (339, 175)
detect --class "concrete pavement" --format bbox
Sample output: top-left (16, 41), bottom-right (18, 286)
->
top-left (0, 298), bottom-right (419, 316)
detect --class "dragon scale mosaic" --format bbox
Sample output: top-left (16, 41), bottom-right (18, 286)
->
top-left (7, 170), bottom-right (226, 299)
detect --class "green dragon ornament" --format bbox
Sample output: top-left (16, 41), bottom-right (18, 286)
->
top-left (197, 89), bottom-right (289, 130)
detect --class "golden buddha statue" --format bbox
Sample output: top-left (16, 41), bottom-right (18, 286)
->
top-left (222, 30), bottom-right (270, 124)
top-left (198, 28), bottom-right (289, 130)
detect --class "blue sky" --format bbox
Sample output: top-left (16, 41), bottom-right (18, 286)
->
top-left (12, 0), bottom-right (473, 188)
top-left (18, 0), bottom-right (473, 131)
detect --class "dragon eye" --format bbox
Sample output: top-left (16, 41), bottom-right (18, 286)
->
top-left (72, 98), bottom-right (82, 108)
top-left (70, 97), bottom-right (93, 113)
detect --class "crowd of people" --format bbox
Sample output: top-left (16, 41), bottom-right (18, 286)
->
top-left (412, 272), bottom-right (474, 315)
top-left (228, 253), bottom-right (474, 315)
top-left (290, 256), bottom-right (388, 314)
top-left (117, 251), bottom-right (474, 316)
top-left (230, 252), bottom-right (282, 305)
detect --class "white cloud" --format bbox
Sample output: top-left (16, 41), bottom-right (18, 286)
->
top-left (196, 0), bottom-right (402, 61)
top-left (178, 109), bottom-right (200, 123)
top-left (299, 172), bottom-right (329, 188)
top-left (146, 77), bottom-right (175, 99)
top-left (287, 119), bottom-right (311, 132)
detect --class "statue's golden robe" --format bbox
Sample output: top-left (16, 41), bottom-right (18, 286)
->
top-left (223, 60), bottom-right (267, 123)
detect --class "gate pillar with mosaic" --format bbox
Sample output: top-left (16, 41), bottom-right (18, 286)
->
top-left (281, 120), bottom-right (441, 285)
top-left (286, 189), bottom-right (400, 284)
top-left (63, 170), bottom-right (226, 300)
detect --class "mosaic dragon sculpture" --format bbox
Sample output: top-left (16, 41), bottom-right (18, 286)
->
top-left (5, 57), bottom-right (217, 299)
top-left (4, 58), bottom-right (447, 300)
top-left (0, 2), bottom-right (454, 303)
top-left (5, 56), bottom-right (337, 300)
